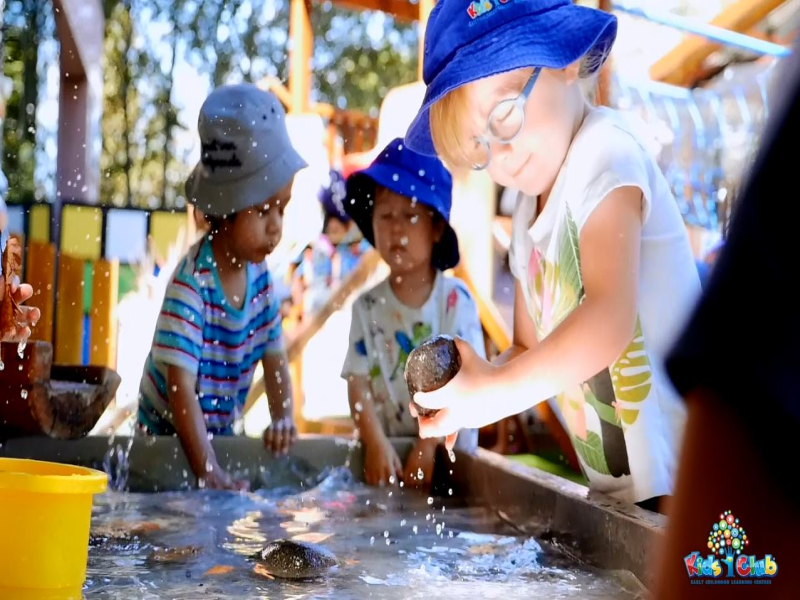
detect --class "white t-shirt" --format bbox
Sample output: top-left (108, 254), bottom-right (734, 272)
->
top-left (341, 272), bottom-right (486, 451)
top-left (508, 107), bottom-right (701, 503)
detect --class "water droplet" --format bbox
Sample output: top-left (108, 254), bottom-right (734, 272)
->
top-left (370, 536), bottom-right (375, 545)
top-left (388, 475), bottom-right (395, 485)
top-left (448, 488), bottom-right (453, 496)
top-left (21, 389), bottom-right (28, 399)
top-left (418, 169), bottom-right (426, 177)
top-left (0, 360), bottom-right (4, 371)
top-left (354, 401), bottom-right (363, 412)
top-left (392, 173), bottom-right (399, 181)
top-left (436, 523), bottom-right (443, 535)
top-left (400, 236), bottom-right (409, 247)
top-left (385, 538), bottom-right (391, 545)
top-left (410, 215), bottom-right (419, 225)
top-left (413, 525), bottom-right (418, 535)
top-left (448, 450), bottom-right (456, 463)
top-left (383, 530), bottom-right (389, 538)
top-left (417, 468), bottom-right (424, 480)
top-left (427, 496), bottom-right (434, 505)
top-left (400, 519), bottom-right (407, 527)
top-left (17, 341), bottom-right (26, 359)
top-left (171, 385), bottom-right (178, 392)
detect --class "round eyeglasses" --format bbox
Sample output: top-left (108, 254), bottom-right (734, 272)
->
top-left (469, 67), bottom-right (541, 171)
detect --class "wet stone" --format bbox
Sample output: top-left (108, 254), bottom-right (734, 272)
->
top-left (253, 539), bottom-right (338, 580)
top-left (404, 335), bottom-right (461, 418)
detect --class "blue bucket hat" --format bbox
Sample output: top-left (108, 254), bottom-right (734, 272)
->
top-left (345, 138), bottom-right (459, 271)
top-left (405, 0), bottom-right (618, 156)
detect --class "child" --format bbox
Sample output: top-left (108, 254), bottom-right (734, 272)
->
top-left (137, 84), bottom-right (305, 490)
top-left (340, 138), bottom-right (486, 488)
top-left (0, 195), bottom-right (39, 342)
top-left (405, 0), bottom-right (701, 511)
top-left (290, 171), bottom-right (370, 316)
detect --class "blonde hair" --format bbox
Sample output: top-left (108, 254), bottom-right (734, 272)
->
top-left (430, 54), bottom-right (604, 171)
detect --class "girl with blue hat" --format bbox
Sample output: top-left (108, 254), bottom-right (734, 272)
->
top-left (406, 0), bottom-right (701, 512)
top-left (340, 138), bottom-right (486, 489)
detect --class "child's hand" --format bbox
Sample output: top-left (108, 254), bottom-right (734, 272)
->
top-left (363, 434), bottom-right (403, 487)
top-left (410, 337), bottom-right (499, 451)
top-left (0, 274), bottom-right (40, 342)
top-left (403, 438), bottom-right (437, 489)
top-left (199, 463), bottom-right (250, 492)
top-left (263, 416), bottom-right (297, 456)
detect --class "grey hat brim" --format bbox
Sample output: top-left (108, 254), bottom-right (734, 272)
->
top-left (186, 148), bottom-right (307, 217)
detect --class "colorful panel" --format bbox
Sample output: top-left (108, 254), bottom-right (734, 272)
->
top-left (29, 204), bottom-right (50, 243)
top-left (106, 209), bottom-right (148, 263)
top-left (61, 205), bottom-right (102, 260)
top-left (149, 211), bottom-right (188, 264)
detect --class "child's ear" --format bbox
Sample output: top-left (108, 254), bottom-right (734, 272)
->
top-left (433, 215), bottom-right (446, 243)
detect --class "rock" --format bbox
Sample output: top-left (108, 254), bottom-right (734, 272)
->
top-left (404, 335), bottom-right (461, 418)
top-left (253, 539), bottom-right (337, 580)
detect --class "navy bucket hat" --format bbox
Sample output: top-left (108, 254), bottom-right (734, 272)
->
top-left (318, 169), bottom-right (350, 222)
top-left (345, 138), bottom-right (459, 271)
top-left (405, 0), bottom-right (618, 156)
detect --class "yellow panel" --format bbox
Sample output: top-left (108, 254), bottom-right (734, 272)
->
top-left (29, 204), bottom-right (51, 243)
top-left (61, 205), bottom-right (102, 260)
top-left (149, 212), bottom-right (188, 264)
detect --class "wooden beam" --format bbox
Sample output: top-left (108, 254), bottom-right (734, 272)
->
top-left (332, 0), bottom-right (418, 23)
top-left (289, 0), bottom-right (313, 113)
top-left (418, 0), bottom-right (436, 79)
top-left (243, 249), bottom-right (384, 417)
top-left (596, 0), bottom-right (612, 106)
top-left (649, 0), bottom-right (788, 87)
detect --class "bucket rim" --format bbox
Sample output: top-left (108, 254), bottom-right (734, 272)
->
top-left (0, 458), bottom-right (107, 495)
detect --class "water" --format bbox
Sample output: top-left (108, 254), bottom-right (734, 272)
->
top-left (85, 467), bottom-right (647, 599)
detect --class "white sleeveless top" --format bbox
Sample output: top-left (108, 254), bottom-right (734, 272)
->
top-left (508, 107), bottom-right (701, 503)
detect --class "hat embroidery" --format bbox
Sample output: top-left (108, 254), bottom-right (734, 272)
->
top-left (467, 0), bottom-right (511, 20)
top-left (202, 139), bottom-right (243, 172)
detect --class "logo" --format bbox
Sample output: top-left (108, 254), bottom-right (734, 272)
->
top-left (467, 0), bottom-right (512, 20)
top-left (684, 511), bottom-right (778, 586)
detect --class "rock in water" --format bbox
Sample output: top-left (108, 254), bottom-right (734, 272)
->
top-left (253, 540), bottom-right (337, 580)
top-left (404, 335), bottom-right (461, 418)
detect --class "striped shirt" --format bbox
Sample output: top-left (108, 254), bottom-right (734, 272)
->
top-left (138, 235), bottom-right (284, 435)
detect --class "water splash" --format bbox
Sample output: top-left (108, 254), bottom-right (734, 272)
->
top-left (102, 436), bottom-right (135, 492)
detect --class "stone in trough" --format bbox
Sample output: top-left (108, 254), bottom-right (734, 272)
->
top-left (253, 539), bottom-right (337, 580)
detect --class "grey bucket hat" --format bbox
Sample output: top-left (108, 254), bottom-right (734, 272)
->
top-left (185, 84), bottom-right (307, 217)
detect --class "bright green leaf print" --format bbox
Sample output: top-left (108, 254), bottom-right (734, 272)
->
top-left (583, 386), bottom-right (618, 426)
top-left (572, 431), bottom-right (612, 476)
top-left (369, 365), bottom-right (381, 380)
top-left (559, 204), bottom-right (583, 298)
top-left (607, 319), bottom-right (653, 427)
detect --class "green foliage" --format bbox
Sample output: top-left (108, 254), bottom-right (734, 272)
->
top-left (4, 0), bottom-right (419, 209)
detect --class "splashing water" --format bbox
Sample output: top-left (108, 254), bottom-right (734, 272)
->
top-left (102, 436), bottom-right (136, 492)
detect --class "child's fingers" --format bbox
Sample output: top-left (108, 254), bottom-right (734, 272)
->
top-left (408, 402), bottom-right (418, 418)
top-left (412, 388), bottom-right (449, 411)
top-left (14, 283), bottom-right (33, 302)
top-left (417, 409), bottom-right (458, 440)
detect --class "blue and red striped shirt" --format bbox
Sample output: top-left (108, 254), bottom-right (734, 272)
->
top-left (138, 235), bottom-right (284, 435)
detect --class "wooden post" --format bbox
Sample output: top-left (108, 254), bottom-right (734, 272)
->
top-left (418, 0), bottom-right (436, 80)
top-left (25, 241), bottom-right (56, 345)
top-left (596, 0), bottom-right (612, 106)
top-left (89, 258), bottom-right (119, 368)
top-left (55, 253), bottom-right (85, 365)
top-left (289, 0), bottom-right (312, 114)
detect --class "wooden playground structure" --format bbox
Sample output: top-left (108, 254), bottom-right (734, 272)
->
top-left (2, 0), bottom-right (796, 471)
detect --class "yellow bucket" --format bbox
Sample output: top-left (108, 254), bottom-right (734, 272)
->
top-left (0, 457), bottom-right (107, 598)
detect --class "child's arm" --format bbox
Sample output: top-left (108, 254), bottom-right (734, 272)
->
top-left (261, 350), bottom-right (297, 455)
top-left (414, 187), bottom-right (643, 443)
top-left (348, 374), bottom-right (402, 486)
top-left (167, 365), bottom-right (248, 490)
